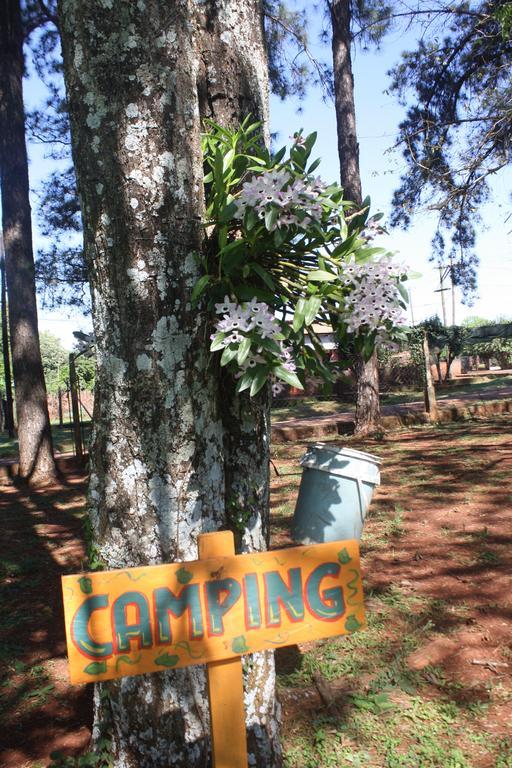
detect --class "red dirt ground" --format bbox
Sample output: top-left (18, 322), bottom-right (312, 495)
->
top-left (1, 415), bottom-right (511, 766)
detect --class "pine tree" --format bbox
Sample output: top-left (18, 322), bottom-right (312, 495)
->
top-left (389, 0), bottom-right (512, 298)
top-left (57, 1), bottom-right (281, 765)
top-left (0, 0), bottom-right (56, 482)
top-left (328, 0), bottom-right (392, 434)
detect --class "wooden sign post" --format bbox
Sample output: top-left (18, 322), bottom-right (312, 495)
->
top-left (199, 532), bottom-right (248, 768)
top-left (62, 533), bottom-right (365, 767)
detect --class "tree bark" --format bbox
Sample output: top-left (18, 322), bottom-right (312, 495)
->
top-left (422, 331), bottom-right (438, 421)
top-left (196, 8), bottom-right (280, 759)
top-left (58, 1), bottom-right (280, 765)
top-left (0, 0), bottom-right (56, 482)
top-left (330, 0), bottom-right (361, 206)
top-left (0, 236), bottom-right (15, 437)
top-left (353, 353), bottom-right (380, 435)
top-left (330, 0), bottom-right (380, 434)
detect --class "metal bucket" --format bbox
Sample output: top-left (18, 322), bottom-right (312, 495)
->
top-left (292, 443), bottom-right (381, 544)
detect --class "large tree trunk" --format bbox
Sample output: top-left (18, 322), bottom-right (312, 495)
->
top-left (330, 0), bottom-right (380, 434)
top-left (196, 11), bottom-right (279, 758)
top-left (0, 0), bottom-right (57, 482)
top-left (58, 1), bottom-right (280, 766)
top-left (1, 236), bottom-right (15, 437)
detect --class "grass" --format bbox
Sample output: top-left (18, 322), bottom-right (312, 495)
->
top-left (271, 374), bottom-right (512, 422)
top-left (271, 416), bottom-right (512, 768)
top-left (0, 420), bottom-right (92, 459)
top-left (1, 413), bottom-right (512, 766)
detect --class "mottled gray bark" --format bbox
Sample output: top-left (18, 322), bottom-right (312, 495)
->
top-left (196, 7), bottom-right (280, 761)
top-left (58, 1), bottom-right (280, 765)
top-left (330, 0), bottom-right (380, 434)
top-left (0, 0), bottom-right (56, 482)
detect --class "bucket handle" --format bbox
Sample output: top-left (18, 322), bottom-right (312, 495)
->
top-left (356, 477), bottom-right (365, 523)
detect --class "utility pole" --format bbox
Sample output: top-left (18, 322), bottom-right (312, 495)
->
top-left (449, 256), bottom-right (456, 326)
top-left (438, 265), bottom-right (447, 326)
top-left (434, 264), bottom-right (453, 326)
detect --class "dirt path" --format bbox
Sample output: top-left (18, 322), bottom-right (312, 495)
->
top-left (1, 415), bottom-right (511, 766)
top-left (0, 473), bottom-right (91, 768)
top-left (272, 416), bottom-right (512, 766)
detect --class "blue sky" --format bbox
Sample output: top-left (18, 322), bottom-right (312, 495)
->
top-left (22, 8), bottom-right (512, 349)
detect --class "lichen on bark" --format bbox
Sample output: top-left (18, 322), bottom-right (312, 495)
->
top-left (58, 1), bottom-right (281, 765)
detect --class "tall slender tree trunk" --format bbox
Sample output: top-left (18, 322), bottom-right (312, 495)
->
top-left (0, 235), bottom-right (15, 437)
top-left (0, 0), bottom-right (56, 482)
top-left (330, 0), bottom-right (380, 435)
top-left (58, 1), bottom-right (280, 766)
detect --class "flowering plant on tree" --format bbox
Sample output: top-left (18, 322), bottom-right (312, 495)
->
top-left (195, 117), bottom-right (410, 396)
top-left (210, 296), bottom-right (301, 396)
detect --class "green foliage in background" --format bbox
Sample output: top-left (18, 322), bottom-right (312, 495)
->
top-left (463, 316), bottom-right (512, 368)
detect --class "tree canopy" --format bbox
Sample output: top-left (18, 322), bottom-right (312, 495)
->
top-left (389, 0), bottom-right (512, 298)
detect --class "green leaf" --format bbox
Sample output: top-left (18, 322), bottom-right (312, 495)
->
top-left (355, 246), bottom-right (387, 259)
top-left (362, 335), bottom-right (376, 361)
top-left (257, 336), bottom-right (283, 356)
top-left (273, 227), bottom-right (287, 247)
top-left (304, 296), bottom-right (322, 326)
top-left (398, 281), bottom-right (409, 302)
top-left (345, 614), bottom-right (362, 633)
top-left (218, 201), bottom-right (238, 224)
top-left (275, 365), bottom-right (303, 389)
top-left (222, 242), bottom-right (246, 276)
top-left (272, 146), bottom-right (286, 165)
top-left (191, 275), bottom-right (210, 304)
top-left (243, 154), bottom-right (266, 166)
top-left (264, 207), bottom-right (278, 231)
top-left (222, 148), bottom-right (236, 173)
top-left (83, 661), bottom-right (107, 676)
top-left (210, 333), bottom-right (227, 352)
top-left (307, 157), bottom-right (321, 174)
top-left (304, 131), bottom-right (318, 153)
top-left (244, 208), bottom-right (259, 231)
top-left (251, 262), bottom-right (275, 291)
top-left (78, 576), bottom-right (93, 595)
top-left (236, 371), bottom-right (253, 393)
top-left (221, 345), bottom-right (238, 366)
top-left (337, 547), bottom-right (352, 565)
top-left (214, 147), bottom-right (224, 182)
top-left (176, 566), bottom-right (193, 584)
top-left (115, 653), bottom-right (142, 671)
top-left (232, 635), bottom-right (249, 653)
top-left (307, 269), bottom-right (337, 282)
top-left (237, 337), bottom-right (252, 366)
top-left (154, 652), bottom-right (180, 667)
top-left (250, 368), bottom-right (268, 396)
top-left (293, 298), bottom-right (306, 332)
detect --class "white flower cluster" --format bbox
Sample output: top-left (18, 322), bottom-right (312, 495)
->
top-left (213, 296), bottom-right (281, 344)
top-left (340, 257), bottom-right (408, 335)
top-left (212, 296), bottom-right (297, 375)
top-left (233, 168), bottom-right (326, 231)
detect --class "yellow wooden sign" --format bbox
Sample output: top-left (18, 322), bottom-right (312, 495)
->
top-left (62, 537), bottom-right (365, 685)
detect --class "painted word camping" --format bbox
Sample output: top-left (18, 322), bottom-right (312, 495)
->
top-left (62, 540), bottom-right (365, 684)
